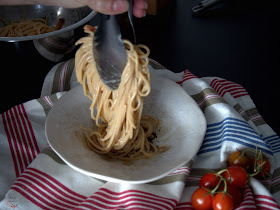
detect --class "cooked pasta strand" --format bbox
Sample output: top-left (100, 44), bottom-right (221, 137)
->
top-left (75, 25), bottom-right (167, 161)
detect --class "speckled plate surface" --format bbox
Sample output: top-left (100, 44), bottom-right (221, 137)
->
top-left (45, 75), bottom-right (206, 184)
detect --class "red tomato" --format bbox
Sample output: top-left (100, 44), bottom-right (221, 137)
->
top-left (191, 187), bottom-right (213, 210)
top-left (212, 192), bottom-right (234, 210)
top-left (227, 150), bottom-right (250, 171)
top-left (199, 173), bottom-right (221, 190)
top-left (220, 183), bottom-right (243, 207)
top-left (222, 166), bottom-right (248, 189)
top-left (251, 157), bottom-right (271, 179)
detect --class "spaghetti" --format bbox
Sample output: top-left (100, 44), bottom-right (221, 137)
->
top-left (0, 17), bottom-right (64, 37)
top-left (75, 25), bottom-right (166, 161)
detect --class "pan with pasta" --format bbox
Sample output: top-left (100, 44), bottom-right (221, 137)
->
top-left (0, 5), bottom-right (95, 42)
top-left (0, 17), bottom-right (64, 37)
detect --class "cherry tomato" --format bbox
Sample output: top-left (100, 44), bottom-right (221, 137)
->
top-left (227, 150), bottom-right (250, 171)
top-left (220, 183), bottom-right (243, 207)
top-left (199, 173), bottom-right (221, 190)
top-left (251, 156), bottom-right (271, 179)
top-left (191, 187), bottom-right (213, 210)
top-left (212, 192), bottom-right (234, 210)
top-left (222, 166), bottom-right (248, 189)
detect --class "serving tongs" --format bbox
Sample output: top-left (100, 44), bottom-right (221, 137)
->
top-left (192, 0), bottom-right (224, 14)
top-left (93, 0), bottom-right (135, 90)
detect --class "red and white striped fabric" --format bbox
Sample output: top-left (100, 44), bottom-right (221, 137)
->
top-left (210, 78), bottom-right (249, 98)
top-left (1, 60), bottom-right (279, 209)
top-left (2, 105), bottom-right (40, 177)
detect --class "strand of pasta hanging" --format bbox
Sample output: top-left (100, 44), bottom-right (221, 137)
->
top-left (75, 25), bottom-right (167, 162)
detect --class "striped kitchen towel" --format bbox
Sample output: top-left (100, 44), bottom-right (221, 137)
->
top-left (0, 59), bottom-right (279, 209)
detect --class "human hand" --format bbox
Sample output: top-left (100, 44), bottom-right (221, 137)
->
top-left (76, 0), bottom-right (148, 17)
top-left (0, 0), bottom-right (148, 18)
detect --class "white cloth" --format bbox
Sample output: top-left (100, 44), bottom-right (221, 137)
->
top-left (1, 59), bottom-right (279, 209)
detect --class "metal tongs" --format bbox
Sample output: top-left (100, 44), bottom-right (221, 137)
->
top-left (192, 0), bottom-right (224, 14)
top-left (93, 0), bottom-right (135, 90)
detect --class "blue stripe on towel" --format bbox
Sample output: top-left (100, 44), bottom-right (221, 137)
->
top-left (263, 134), bottom-right (280, 153)
top-left (197, 117), bottom-right (274, 155)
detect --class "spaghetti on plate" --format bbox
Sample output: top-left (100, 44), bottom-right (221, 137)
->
top-left (75, 25), bottom-right (167, 162)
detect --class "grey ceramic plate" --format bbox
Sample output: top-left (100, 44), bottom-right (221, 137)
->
top-left (45, 75), bottom-right (206, 184)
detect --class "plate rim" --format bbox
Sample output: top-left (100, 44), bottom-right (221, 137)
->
top-left (45, 75), bottom-right (206, 184)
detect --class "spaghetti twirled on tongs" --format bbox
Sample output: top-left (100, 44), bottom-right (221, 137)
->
top-left (75, 25), bottom-right (167, 162)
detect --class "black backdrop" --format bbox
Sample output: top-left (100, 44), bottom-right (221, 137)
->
top-left (0, 0), bottom-right (278, 134)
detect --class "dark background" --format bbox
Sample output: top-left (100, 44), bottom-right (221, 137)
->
top-left (0, 0), bottom-right (278, 134)
top-left (124, 0), bottom-right (279, 135)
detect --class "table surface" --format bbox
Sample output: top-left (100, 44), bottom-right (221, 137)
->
top-left (0, 0), bottom-right (278, 135)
